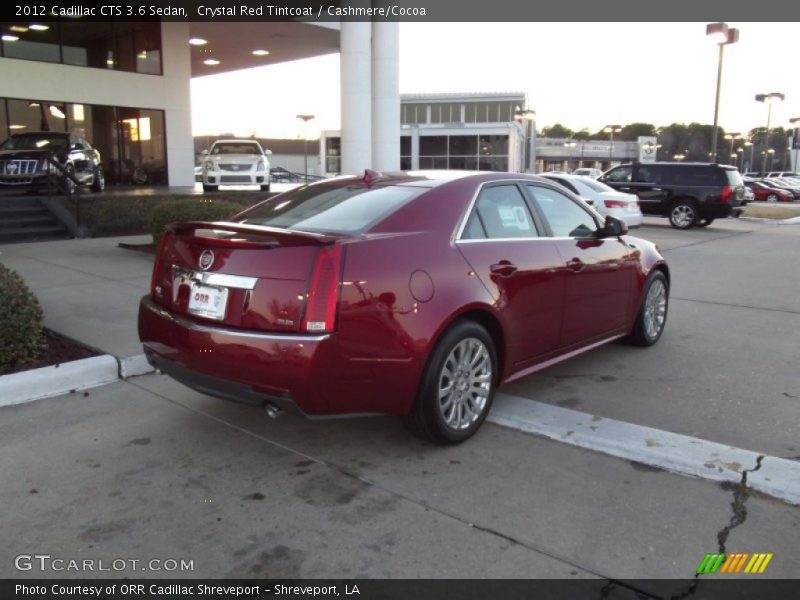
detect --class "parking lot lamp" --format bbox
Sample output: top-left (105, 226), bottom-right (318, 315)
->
top-left (564, 141), bottom-right (577, 171)
top-left (755, 92), bottom-right (785, 173)
top-left (296, 114), bottom-right (315, 183)
top-left (723, 132), bottom-right (741, 165)
top-left (767, 148), bottom-right (775, 171)
top-left (737, 147), bottom-right (744, 170)
top-left (707, 23), bottom-right (739, 161)
top-left (603, 125), bottom-right (622, 165)
top-left (790, 117), bottom-right (800, 172)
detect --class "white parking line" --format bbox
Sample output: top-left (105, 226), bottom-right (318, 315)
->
top-left (489, 392), bottom-right (800, 506)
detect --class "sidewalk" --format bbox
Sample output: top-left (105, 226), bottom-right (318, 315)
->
top-left (0, 234), bottom-right (153, 367)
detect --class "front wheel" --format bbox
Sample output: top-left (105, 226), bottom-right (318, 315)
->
top-left (669, 201), bottom-right (697, 229)
top-left (695, 218), bottom-right (714, 228)
top-left (625, 271), bottom-right (669, 347)
top-left (766, 193), bottom-right (778, 203)
top-left (91, 166), bottom-right (105, 193)
top-left (404, 321), bottom-right (497, 444)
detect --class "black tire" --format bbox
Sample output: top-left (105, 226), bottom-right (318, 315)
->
top-left (202, 184), bottom-right (218, 192)
top-left (260, 183), bottom-right (271, 192)
top-left (90, 166), bottom-right (105, 193)
top-left (625, 271), bottom-right (669, 347)
top-left (403, 320), bottom-right (498, 444)
top-left (668, 200), bottom-right (697, 230)
top-left (62, 165), bottom-right (77, 196)
top-left (131, 167), bottom-right (149, 185)
top-left (695, 218), bottom-right (714, 228)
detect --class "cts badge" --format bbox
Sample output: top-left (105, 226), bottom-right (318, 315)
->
top-left (198, 249), bottom-right (215, 271)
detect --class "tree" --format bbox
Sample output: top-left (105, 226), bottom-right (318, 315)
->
top-left (573, 129), bottom-right (591, 140)
top-left (618, 123), bottom-right (657, 141)
top-left (540, 123), bottom-right (574, 138)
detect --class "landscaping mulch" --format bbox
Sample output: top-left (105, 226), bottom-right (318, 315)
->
top-left (1, 329), bottom-right (101, 376)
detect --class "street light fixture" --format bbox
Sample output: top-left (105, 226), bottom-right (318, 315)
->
top-left (755, 92), bottom-right (785, 173)
top-left (296, 114), bottom-right (315, 183)
top-left (736, 147), bottom-right (745, 171)
top-left (564, 141), bottom-right (577, 171)
top-left (515, 107), bottom-right (537, 173)
top-left (790, 117), bottom-right (800, 173)
top-left (603, 125), bottom-right (622, 164)
top-left (723, 132), bottom-right (742, 165)
top-left (706, 23), bottom-right (739, 161)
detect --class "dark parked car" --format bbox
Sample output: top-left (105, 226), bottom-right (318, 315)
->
top-left (599, 162), bottom-right (745, 229)
top-left (0, 131), bottom-right (104, 194)
top-left (139, 171), bottom-right (669, 444)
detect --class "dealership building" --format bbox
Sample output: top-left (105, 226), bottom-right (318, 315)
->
top-left (0, 19), bottom-right (401, 186)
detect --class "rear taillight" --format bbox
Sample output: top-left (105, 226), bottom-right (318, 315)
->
top-left (150, 232), bottom-right (172, 296)
top-left (721, 185), bottom-right (732, 203)
top-left (604, 199), bottom-right (627, 208)
top-left (304, 244), bottom-right (343, 333)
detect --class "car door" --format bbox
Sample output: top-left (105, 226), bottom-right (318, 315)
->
top-left (456, 182), bottom-right (565, 365)
top-left (627, 164), bottom-right (670, 216)
top-left (524, 183), bottom-right (638, 349)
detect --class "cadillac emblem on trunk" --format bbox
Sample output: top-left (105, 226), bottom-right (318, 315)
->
top-left (198, 249), bottom-right (215, 271)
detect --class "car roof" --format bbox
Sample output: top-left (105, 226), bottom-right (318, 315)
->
top-left (313, 170), bottom-right (557, 190)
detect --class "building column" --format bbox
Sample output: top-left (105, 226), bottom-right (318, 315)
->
top-left (371, 21), bottom-right (400, 171)
top-left (340, 22), bottom-right (372, 174)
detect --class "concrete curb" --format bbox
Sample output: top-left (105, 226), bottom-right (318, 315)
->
top-left (489, 393), bottom-right (800, 506)
top-left (0, 355), bottom-right (119, 408)
top-left (740, 215), bottom-right (800, 225)
top-left (120, 353), bottom-right (155, 378)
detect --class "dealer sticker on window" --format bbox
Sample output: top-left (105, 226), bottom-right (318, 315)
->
top-left (187, 283), bottom-right (228, 320)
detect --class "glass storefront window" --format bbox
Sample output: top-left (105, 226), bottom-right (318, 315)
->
top-left (0, 22), bottom-right (161, 75)
top-left (0, 22), bottom-right (60, 63)
top-left (420, 136), bottom-right (447, 156)
top-left (7, 99), bottom-right (67, 134)
top-left (449, 135), bottom-right (478, 156)
top-left (480, 135), bottom-right (509, 155)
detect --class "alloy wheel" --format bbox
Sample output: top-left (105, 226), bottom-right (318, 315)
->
top-left (437, 337), bottom-right (492, 431)
top-left (643, 279), bottom-right (668, 340)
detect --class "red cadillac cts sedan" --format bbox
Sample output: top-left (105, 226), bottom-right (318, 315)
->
top-left (139, 171), bottom-right (669, 443)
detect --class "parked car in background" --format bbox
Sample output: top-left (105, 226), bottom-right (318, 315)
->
top-left (571, 167), bottom-right (603, 178)
top-left (766, 171), bottom-right (800, 178)
top-left (0, 131), bottom-right (104, 194)
top-left (599, 162), bottom-right (745, 229)
top-left (139, 171), bottom-right (669, 444)
top-left (542, 173), bottom-right (642, 228)
top-left (201, 139), bottom-right (272, 192)
top-left (744, 180), bottom-right (794, 203)
top-left (742, 185), bottom-right (755, 204)
top-left (762, 178), bottom-right (800, 200)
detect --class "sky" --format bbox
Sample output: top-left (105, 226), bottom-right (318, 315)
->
top-left (190, 22), bottom-right (800, 139)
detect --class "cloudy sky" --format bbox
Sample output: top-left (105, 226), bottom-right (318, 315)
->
top-left (191, 22), bottom-right (800, 139)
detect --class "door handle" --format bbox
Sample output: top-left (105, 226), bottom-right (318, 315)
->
top-left (490, 261), bottom-right (518, 276)
top-left (566, 258), bottom-right (584, 272)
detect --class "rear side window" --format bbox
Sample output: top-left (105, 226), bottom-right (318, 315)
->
top-left (725, 169), bottom-right (744, 186)
top-left (238, 183), bottom-right (422, 234)
top-left (634, 165), bottom-right (662, 183)
top-left (465, 185), bottom-right (539, 240)
top-left (663, 166), bottom-right (726, 186)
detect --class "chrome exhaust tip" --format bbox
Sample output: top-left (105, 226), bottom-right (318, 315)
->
top-left (265, 403), bottom-right (284, 419)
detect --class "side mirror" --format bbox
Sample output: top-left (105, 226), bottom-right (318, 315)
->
top-left (600, 215), bottom-right (628, 237)
top-left (201, 149), bottom-right (209, 155)
top-left (264, 149), bottom-right (272, 156)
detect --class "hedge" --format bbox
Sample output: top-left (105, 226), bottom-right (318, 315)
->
top-left (150, 198), bottom-right (245, 244)
top-left (0, 264), bottom-right (44, 371)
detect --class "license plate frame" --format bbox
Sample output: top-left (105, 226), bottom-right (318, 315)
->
top-left (187, 282), bottom-right (229, 320)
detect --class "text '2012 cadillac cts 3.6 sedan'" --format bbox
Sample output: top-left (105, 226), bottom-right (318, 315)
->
top-left (139, 171), bottom-right (670, 444)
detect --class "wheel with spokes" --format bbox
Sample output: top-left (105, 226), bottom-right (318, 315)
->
top-left (625, 271), bottom-right (669, 347)
top-left (404, 320), bottom-right (497, 444)
top-left (669, 200), bottom-right (697, 230)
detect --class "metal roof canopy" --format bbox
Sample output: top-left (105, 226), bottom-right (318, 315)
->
top-left (189, 22), bottom-right (339, 77)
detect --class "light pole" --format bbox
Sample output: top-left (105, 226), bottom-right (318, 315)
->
top-left (767, 148), bottom-right (775, 171)
top-left (564, 141), bottom-right (577, 171)
top-left (515, 108), bottom-right (536, 173)
top-left (603, 125), bottom-right (622, 166)
top-left (755, 92), bottom-right (784, 174)
top-left (706, 23), bottom-right (739, 161)
top-left (737, 147), bottom-right (744, 171)
top-left (723, 132), bottom-right (741, 165)
top-left (673, 153), bottom-right (686, 162)
top-left (790, 117), bottom-right (800, 173)
top-left (296, 114), bottom-right (315, 183)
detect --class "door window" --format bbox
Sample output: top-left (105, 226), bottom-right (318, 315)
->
top-left (603, 166), bottom-right (632, 183)
top-left (463, 184), bottom-right (539, 240)
top-left (527, 185), bottom-right (599, 238)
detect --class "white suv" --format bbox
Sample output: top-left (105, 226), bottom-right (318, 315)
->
top-left (201, 140), bottom-right (271, 192)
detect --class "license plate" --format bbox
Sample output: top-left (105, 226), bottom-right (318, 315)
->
top-left (188, 283), bottom-right (228, 320)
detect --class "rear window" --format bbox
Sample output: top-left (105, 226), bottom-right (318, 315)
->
top-left (725, 169), bottom-right (744, 186)
top-left (237, 183), bottom-right (423, 234)
top-left (575, 178), bottom-right (615, 193)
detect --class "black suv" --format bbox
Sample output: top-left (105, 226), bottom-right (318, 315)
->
top-left (599, 162), bottom-right (745, 229)
top-left (0, 131), bottom-right (104, 195)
